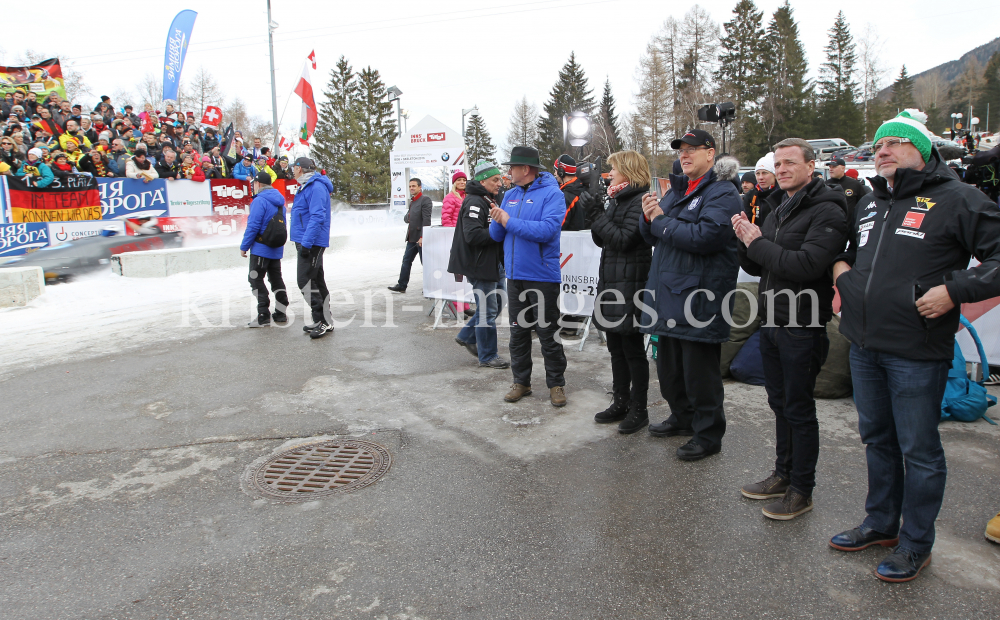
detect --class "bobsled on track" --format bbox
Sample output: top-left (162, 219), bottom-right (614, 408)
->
top-left (1, 230), bottom-right (183, 282)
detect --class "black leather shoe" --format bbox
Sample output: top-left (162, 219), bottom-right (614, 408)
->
top-left (617, 404), bottom-right (649, 435)
top-left (387, 284), bottom-right (406, 293)
top-left (272, 313), bottom-right (288, 324)
top-left (594, 393), bottom-right (629, 424)
top-left (676, 438), bottom-right (719, 461)
top-left (876, 546), bottom-right (932, 583)
top-left (648, 420), bottom-right (694, 437)
top-left (828, 525), bottom-right (900, 552)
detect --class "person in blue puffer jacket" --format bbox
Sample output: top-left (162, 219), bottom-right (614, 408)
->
top-left (232, 154), bottom-right (256, 181)
top-left (289, 156), bottom-right (335, 338)
top-left (241, 170), bottom-right (289, 327)
top-left (489, 146), bottom-right (568, 408)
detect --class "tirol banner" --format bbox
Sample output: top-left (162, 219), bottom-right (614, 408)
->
top-left (0, 58), bottom-right (67, 99)
top-left (272, 179), bottom-right (299, 206)
top-left (7, 175), bottom-right (102, 223)
top-left (162, 10), bottom-right (198, 102)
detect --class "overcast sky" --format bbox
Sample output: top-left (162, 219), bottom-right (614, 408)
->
top-left (3, 0), bottom-right (997, 148)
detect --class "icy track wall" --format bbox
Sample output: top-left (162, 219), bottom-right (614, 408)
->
top-left (0, 176), bottom-right (286, 257)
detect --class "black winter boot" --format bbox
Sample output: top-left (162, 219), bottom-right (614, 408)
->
top-left (595, 393), bottom-right (630, 424)
top-left (618, 402), bottom-right (649, 434)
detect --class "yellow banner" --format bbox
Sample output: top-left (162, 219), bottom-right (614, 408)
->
top-left (11, 206), bottom-right (103, 223)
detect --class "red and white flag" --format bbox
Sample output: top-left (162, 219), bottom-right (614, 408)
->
top-left (308, 49), bottom-right (317, 70)
top-left (294, 59), bottom-right (317, 145)
top-left (201, 105), bottom-right (222, 127)
top-left (278, 135), bottom-right (295, 152)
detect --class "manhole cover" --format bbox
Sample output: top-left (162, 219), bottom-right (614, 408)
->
top-left (248, 440), bottom-right (391, 501)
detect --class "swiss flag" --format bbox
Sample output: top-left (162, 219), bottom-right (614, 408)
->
top-left (201, 105), bottom-right (223, 127)
top-left (139, 112), bottom-right (155, 134)
top-left (308, 50), bottom-right (317, 70)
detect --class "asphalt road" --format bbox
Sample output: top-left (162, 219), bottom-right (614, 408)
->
top-left (2, 287), bottom-right (999, 619)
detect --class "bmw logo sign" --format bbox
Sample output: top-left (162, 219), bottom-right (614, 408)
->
top-left (441, 152), bottom-right (450, 162)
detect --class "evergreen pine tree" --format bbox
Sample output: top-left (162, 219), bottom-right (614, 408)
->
top-left (351, 67), bottom-right (396, 204)
top-left (592, 78), bottom-right (621, 167)
top-left (716, 0), bottom-right (768, 161)
top-left (816, 11), bottom-right (863, 144)
top-left (313, 56), bottom-right (359, 202)
top-left (977, 51), bottom-right (1000, 133)
top-left (761, 2), bottom-right (813, 145)
top-left (889, 65), bottom-right (916, 113)
top-left (537, 52), bottom-right (595, 167)
top-left (464, 113), bottom-right (496, 165)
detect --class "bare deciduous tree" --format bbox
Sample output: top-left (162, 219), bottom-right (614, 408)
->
top-left (857, 24), bottom-right (889, 141)
top-left (503, 96), bottom-right (539, 162)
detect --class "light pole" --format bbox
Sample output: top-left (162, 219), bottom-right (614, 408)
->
top-left (387, 86), bottom-right (403, 139)
top-left (401, 109), bottom-right (410, 134)
top-left (951, 112), bottom-right (963, 138)
top-left (462, 106), bottom-right (478, 141)
top-left (266, 0), bottom-right (280, 155)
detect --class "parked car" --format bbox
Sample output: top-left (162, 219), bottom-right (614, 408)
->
top-left (931, 138), bottom-right (968, 160)
top-left (807, 138), bottom-right (854, 161)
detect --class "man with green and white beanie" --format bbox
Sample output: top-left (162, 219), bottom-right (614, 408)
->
top-left (447, 160), bottom-right (509, 369)
top-left (829, 109), bottom-right (1000, 582)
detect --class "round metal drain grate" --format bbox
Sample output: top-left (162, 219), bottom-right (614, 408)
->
top-left (248, 440), bottom-right (391, 501)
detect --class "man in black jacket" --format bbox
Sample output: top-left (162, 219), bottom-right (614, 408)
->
top-left (830, 110), bottom-right (1000, 583)
top-left (555, 154), bottom-right (587, 231)
top-left (733, 138), bottom-right (849, 521)
top-left (154, 148), bottom-right (181, 179)
top-left (448, 160), bottom-right (509, 369)
top-left (826, 158), bottom-right (870, 224)
top-left (388, 178), bottom-right (432, 293)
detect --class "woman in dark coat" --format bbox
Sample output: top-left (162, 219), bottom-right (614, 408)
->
top-left (587, 150), bottom-right (654, 434)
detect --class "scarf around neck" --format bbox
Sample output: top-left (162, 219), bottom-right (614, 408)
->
top-left (607, 181), bottom-right (629, 198)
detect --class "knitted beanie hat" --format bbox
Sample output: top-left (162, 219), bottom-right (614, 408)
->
top-left (741, 171), bottom-right (756, 185)
top-left (755, 152), bottom-right (775, 175)
top-left (473, 160), bottom-right (501, 181)
top-left (873, 109), bottom-right (932, 162)
top-left (451, 170), bottom-right (467, 184)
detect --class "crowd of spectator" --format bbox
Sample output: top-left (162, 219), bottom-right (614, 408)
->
top-left (0, 88), bottom-right (295, 187)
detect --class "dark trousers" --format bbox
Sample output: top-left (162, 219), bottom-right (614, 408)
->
top-left (655, 336), bottom-right (726, 451)
top-left (248, 254), bottom-right (289, 320)
top-left (397, 241), bottom-right (422, 289)
top-left (507, 279), bottom-right (566, 389)
top-left (295, 244), bottom-right (329, 324)
top-left (850, 344), bottom-right (950, 553)
top-left (605, 331), bottom-right (649, 408)
top-left (759, 326), bottom-right (829, 496)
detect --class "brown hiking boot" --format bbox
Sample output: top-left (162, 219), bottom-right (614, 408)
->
top-left (762, 489), bottom-right (813, 521)
top-left (741, 471), bottom-right (791, 500)
top-left (504, 384), bottom-right (532, 402)
top-left (550, 386), bottom-right (566, 407)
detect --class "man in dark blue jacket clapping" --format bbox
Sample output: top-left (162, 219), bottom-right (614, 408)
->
top-left (640, 129), bottom-right (742, 461)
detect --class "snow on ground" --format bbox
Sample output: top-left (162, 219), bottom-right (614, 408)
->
top-left (0, 226), bottom-right (411, 376)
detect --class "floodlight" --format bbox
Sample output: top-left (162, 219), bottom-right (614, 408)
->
top-left (563, 111), bottom-right (592, 147)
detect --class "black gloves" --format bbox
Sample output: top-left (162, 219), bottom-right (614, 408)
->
top-left (583, 191), bottom-right (603, 219)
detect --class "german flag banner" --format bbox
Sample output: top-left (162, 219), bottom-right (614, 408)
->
top-left (7, 175), bottom-right (102, 223)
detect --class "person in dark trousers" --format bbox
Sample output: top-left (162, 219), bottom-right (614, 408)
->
top-left (489, 146), bottom-right (568, 408)
top-left (733, 138), bottom-right (849, 520)
top-left (826, 157), bottom-right (870, 224)
top-left (289, 156), bottom-right (335, 338)
top-left (640, 129), bottom-right (742, 461)
top-left (588, 150), bottom-right (653, 434)
top-left (554, 154), bottom-right (587, 231)
top-left (241, 170), bottom-right (289, 327)
top-left (448, 160), bottom-right (510, 369)
top-left (831, 110), bottom-right (1000, 583)
top-left (388, 178), bottom-right (432, 293)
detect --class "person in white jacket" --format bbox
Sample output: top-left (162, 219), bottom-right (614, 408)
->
top-left (125, 151), bottom-right (159, 183)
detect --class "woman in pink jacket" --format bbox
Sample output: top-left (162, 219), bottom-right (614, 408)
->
top-left (441, 171), bottom-right (467, 227)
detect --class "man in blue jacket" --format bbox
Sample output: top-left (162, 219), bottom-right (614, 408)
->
top-left (489, 146), bottom-right (568, 407)
top-left (240, 170), bottom-right (289, 327)
top-left (639, 129), bottom-right (742, 461)
top-left (232, 154), bottom-right (256, 181)
top-left (289, 157), bottom-right (335, 339)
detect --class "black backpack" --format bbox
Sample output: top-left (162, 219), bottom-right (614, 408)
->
top-left (256, 207), bottom-right (287, 248)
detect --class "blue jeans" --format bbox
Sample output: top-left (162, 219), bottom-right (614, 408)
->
top-left (397, 241), bottom-right (422, 289)
top-left (457, 270), bottom-right (506, 363)
top-left (759, 326), bottom-right (828, 496)
top-left (850, 344), bottom-right (950, 553)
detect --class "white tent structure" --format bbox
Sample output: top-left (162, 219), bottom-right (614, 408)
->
top-left (389, 115), bottom-right (468, 212)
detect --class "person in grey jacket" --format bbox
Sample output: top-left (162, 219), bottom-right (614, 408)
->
top-left (389, 178), bottom-right (433, 293)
